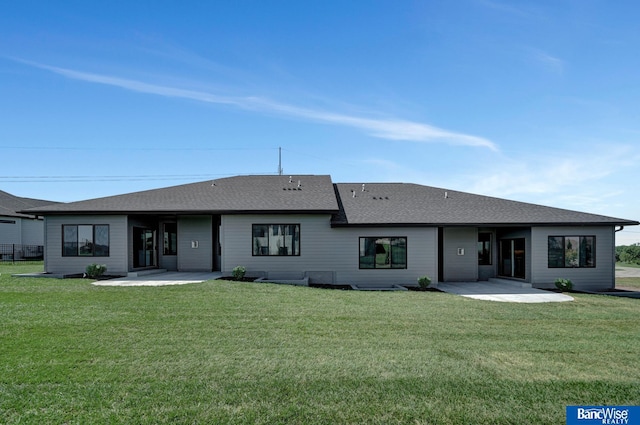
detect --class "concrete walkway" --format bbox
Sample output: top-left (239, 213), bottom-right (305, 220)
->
top-left (616, 266), bottom-right (640, 278)
top-left (92, 271), bottom-right (222, 287)
top-left (93, 271), bottom-right (574, 303)
top-left (437, 281), bottom-right (574, 303)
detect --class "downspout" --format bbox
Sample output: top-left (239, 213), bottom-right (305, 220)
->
top-left (612, 226), bottom-right (625, 289)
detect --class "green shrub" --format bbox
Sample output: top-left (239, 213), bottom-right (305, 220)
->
top-left (554, 278), bottom-right (573, 292)
top-left (232, 266), bottom-right (246, 280)
top-left (417, 276), bottom-right (432, 289)
top-left (86, 264), bottom-right (107, 279)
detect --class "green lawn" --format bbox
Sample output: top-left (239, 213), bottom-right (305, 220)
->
top-left (616, 277), bottom-right (640, 290)
top-left (1, 263), bottom-right (639, 424)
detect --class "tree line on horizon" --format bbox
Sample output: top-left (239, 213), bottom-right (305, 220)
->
top-left (615, 243), bottom-right (640, 265)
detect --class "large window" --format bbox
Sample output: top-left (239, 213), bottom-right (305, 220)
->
top-left (252, 224), bottom-right (300, 256)
top-left (359, 237), bottom-right (407, 269)
top-left (62, 224), bottom-right (109, 257)
top-left (548, 236), bottom-right (595, 268)
top-left (478, 232), bottom-right (492, 265)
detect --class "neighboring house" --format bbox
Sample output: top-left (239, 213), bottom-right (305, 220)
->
top-left (22, 175), bottom-right (638, 290)
top-left (1, 190), bottom-right (55, 260)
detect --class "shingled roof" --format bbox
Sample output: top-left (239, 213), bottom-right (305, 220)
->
top-left (332, 183), bottom-right (638, 227)
top-left (0, 190), bottom-right (56, 219)
top-left (22, 175), bottom-right (339, 215)
top-left (20, 176), bottom-right (638, 227)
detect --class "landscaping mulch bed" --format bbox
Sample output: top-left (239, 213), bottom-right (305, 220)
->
top-left (215, 278), bottom-right (447, 292)
top-left (405, 286), bottom-right (442, 292)
top-left (581, 288), bottom-right (636, 293)
top-left (63, 273), bottom-right (124, 280)
top-left (216, 276), bottom-right (257, 282)
top-left (309, 283), bottom-right (353, 290)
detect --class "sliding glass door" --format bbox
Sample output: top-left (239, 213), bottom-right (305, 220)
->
top-left (133, 227), bottom-right (156, 268)
top-left (499, 238), bottom-right (525, 279)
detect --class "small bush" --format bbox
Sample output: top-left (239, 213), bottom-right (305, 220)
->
top-left (232, 266), bottom-right (246, 280)
top-left (555, 278), bottom-right (573, 292)
top-left (417, 276), bottom-right (432, 289)
top-left (86, 264), bottom-right (107, 279)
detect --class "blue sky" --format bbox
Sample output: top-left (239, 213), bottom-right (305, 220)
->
top-left (1, 0), bottom-right (639, 244)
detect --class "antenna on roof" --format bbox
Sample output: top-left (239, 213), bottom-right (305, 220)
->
top-left (278, 147), bottom-right (283, 175)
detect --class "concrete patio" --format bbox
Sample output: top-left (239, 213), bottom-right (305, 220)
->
top-left (92, 271), bottom-right (222, 287)
top-left (89, 271), bottom-right (574, 303)
top-left (437, 280), bottom-right (574, 303)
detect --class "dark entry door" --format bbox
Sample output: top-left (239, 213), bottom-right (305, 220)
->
top-left (499, 238), bottom-right (525, 279)
top-left (134, 227), bottom-right (156, 268)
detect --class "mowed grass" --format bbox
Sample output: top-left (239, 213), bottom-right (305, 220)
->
top-left (617, 277), bottom-right (640, 290)
top-left (1, 264), bottom-right (639, 424)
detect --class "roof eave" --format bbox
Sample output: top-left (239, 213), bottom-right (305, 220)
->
top-left (29, 208), bottom-right (340, 216)
top-left (331, 220), bottom-right (640, 228)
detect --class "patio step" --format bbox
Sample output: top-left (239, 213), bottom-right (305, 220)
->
top-left (489, 278), bottom-right (532, 288)
top-left (127, 269), bottom-right (167, 278)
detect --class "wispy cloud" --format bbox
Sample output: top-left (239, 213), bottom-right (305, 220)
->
top-left (530, 49), bottom-right (565, 74)
top-left (463, 145), bottom-right (640, 212)
top-left (20, 59), bottom-right (498, 151)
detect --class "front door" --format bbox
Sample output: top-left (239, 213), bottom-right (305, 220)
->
top-left (499, 238), bottom-right (525, 279)
top-left (134, 227), bottom-right (156, 268)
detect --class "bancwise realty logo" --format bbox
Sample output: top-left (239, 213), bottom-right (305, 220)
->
top-left (567, 406), bottom-right (640, 425)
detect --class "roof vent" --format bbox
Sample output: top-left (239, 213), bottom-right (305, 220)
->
top-left (444, 191), bottom-right (448, 199)
top-left (297, 180), bottom-right (301, 188)
top-left (289, 176), bottom-right (293, 183)
top-left (362, 184), bottom-right (366, 192)
top-left (351, 190), bottom-right (356, 198)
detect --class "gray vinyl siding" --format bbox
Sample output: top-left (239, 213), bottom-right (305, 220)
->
top-left (43, 215), bottom-right (128, 275)
top-left (221, 214), bottom-right (437, 286)
top-left (221, 214), bottom-right (334, 280)
top-left (530, 226), bottom-right (615, 290)
top-left (177, 216), bottom-right (212, 272)
top-left (21, 218), bottom-right (44, 245)
top-left (442, 227), bottom-right (478, 282)
top-left (160, 251), bottom-right (178, 271)
top-left (0, 216), bottom-right (21, 244)
top-left (331, 226), bottom-right (437, 286)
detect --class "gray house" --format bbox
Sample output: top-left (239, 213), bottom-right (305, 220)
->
top-left (22, 175), bottom-right (638, 290)
top-left (1, 190), bottom-right (54, 260)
